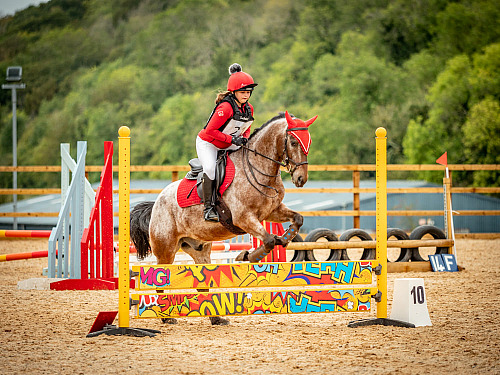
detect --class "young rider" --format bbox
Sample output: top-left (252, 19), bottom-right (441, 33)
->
top-left (196, 63), bottom-right (257, 221)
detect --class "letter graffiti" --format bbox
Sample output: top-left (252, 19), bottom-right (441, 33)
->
top-left (140, 267), bottom-right (170, 287)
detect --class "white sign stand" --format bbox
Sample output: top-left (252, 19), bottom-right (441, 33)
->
top-left (390, 278), bottom-right (432, 327)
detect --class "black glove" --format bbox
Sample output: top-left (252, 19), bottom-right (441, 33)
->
top-left (231, 136), bottom-right (248, 146)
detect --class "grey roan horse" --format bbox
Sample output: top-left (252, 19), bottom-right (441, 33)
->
top-left (130, 111), bottom-right (317, 325)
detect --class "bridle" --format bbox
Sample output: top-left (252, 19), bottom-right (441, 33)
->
top-left (241, 127), bottom-right (309, 198)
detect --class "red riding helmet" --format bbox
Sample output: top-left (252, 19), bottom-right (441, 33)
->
top-left (227, 63), bottom-right (258, 92)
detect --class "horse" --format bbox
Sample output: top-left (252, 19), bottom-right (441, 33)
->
top-left (130, 111), bottom-right (317, 325)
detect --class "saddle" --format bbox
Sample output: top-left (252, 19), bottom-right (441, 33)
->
top-left (184, 151), bottom-right (227, 200)
top-left (177, 152), bottom-right (245, 235)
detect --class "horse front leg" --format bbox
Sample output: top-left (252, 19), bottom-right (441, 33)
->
top-left (265, 203), bottom-right (304, 247)
top-left (234, 215), bottom-right (277, 263)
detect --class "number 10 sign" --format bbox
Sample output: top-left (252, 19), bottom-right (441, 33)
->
top-left (390, 278), bottom-right (432, 327)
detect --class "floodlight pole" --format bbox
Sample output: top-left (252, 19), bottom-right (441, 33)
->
top-left (2, 82), bottom-right (25, 230)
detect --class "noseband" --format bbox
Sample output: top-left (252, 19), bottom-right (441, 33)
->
top-left (241, 127), bottom-right (309, 197)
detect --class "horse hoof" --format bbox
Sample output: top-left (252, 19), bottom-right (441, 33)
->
top-left (161, 318), bottom-right (178, 324)
top-left (235, 250), bottom-right (249, 262)
top-left (210, 316), bottom-right (230, 326)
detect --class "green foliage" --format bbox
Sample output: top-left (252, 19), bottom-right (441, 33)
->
top-left (263, 39), bottom-right (318, 106)
top-left (469, 43), bottom-right (500, 103)
top-left (307, 32), bottom-right (414, 164)
top-left (297, 0), bottom-right (385, 55)
top-left (463, 97), bottom-right (500, 187)
top-left (403, 43), bottom-right (500, 184)
top-left (141, 92), bottom-right (210, 177)
top-left (433, 0), bottom-right (500, 58)
top-left (1, 0), bottom-right (86, 34)
top-left (377, 0), bottom-right (448, 65)
top-left (0, 0), bottom-right (498, 193)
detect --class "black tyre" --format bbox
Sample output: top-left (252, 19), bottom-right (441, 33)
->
top-left (302, 228), bottom-right (339, 261)
top-left (289, 234), bottom-right (305, 262)
top-left (387, 228), bottom-right (411, 262)
top-left (409, 225), bottom-right (448, 261)
top-left (338, 229), bottom-right (375, 260)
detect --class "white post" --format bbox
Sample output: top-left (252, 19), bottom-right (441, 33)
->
top-left (11, 87), bottom-right (17, 229)
top-left (2, 82), bottom-right (25, 229)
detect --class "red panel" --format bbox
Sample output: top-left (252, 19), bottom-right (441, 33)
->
top-left (88, 311), bottom-right (118, 335)
top-left (78, 141), bottom-right (115, 286)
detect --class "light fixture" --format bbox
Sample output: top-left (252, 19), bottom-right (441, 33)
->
top-left (6, 66), bottom-right (22, 82)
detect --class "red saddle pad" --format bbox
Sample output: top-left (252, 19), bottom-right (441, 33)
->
top-left (176, 158), bottom-right (236, 208)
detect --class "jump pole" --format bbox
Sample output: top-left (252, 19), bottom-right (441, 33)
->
top-left (0, 229), bottom-right (52, 262)
top-left (348, 127), bottom-right (412, 327)
top-left (376, 127), bottom-right (388, 319)
top-left (0, 250), bottom-right (49, 262)
top-left (87, 126), bottom-right (159, 337)
top-left (0, 230), bottom-right (51, 238)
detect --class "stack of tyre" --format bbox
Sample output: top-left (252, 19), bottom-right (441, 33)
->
top-left (290, 225), bottom-right (449, 262)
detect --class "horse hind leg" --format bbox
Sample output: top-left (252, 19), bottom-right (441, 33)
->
top-left (181, 241), bottom-right (230, 326)
top-left (151, 236), bottom-right (180, 325)
top-left (180, 238), bottom-right (211, 264)
top-left (156, 271), bottom-right (179, 324)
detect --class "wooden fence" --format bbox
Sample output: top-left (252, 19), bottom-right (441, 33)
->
top-left (0, 164), bottom-right (499, 231)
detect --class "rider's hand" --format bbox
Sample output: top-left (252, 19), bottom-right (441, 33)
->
top-left (231, 136), bottom-right (248, 146)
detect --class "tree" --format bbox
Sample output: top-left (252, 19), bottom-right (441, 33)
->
top-left (143, 92), bottom-right (210, 176)
top-left (463, 98), bottom-right (500, 187)
top-left (403, 43), bottom-right (500, 185)
top-left (403, 54), bottom-right (471, 167)
top-left (432, 0), bottom-right (500, 59)
top-left (307, 32), bottom-right (413, 164)
top-left (377, 0), bottom-right (448, 65)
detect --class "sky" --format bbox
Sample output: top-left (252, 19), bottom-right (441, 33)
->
top-left (0, 0), bottom-right (49, 16)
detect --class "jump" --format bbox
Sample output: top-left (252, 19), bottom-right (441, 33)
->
top-left (131, 110), bottom-right (317, 265)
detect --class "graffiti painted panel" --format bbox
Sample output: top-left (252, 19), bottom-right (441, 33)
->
top-left (132, 288), bottom-right (373, 318)
top-left (133, 261), bottom-right (373, 290)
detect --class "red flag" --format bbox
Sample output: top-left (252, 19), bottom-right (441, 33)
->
top-left (436, 152), bottom-right (447, 166)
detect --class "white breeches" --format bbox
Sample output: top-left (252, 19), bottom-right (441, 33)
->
top-left (196, 136), bottom-right (239, 180)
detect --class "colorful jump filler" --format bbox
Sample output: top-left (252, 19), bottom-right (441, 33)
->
top-left (132, 261), bottom-right (373, 318)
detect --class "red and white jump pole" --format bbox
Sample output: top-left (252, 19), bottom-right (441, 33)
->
top-left (0, 250), bottom-right (49, 262)
top-left (0, 230), bottom-right (51, 238)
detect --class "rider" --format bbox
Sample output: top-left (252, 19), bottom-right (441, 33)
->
top-left (196, 63), bottom-right (257, 222)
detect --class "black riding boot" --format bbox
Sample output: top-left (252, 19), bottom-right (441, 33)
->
top-left (202, 174), bottom-right (219, 222)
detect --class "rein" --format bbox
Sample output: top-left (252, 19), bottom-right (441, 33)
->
top-left (241, 127), bottom-right (309, 198)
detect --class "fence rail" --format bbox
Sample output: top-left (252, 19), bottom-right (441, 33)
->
top-left (1, 164), bottom-right (499, 223)
top-left (2, 186), bottom-right (500, 196)
top-left (1, 163), bottom-right (498, 173)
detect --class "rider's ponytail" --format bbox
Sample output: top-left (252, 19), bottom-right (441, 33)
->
top-left (215, 90), bottom-right (232, 105)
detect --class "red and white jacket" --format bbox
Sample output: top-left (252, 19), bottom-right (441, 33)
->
top-left (198, 95), bottom-right (254, 149)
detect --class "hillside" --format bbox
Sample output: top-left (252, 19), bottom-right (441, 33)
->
top-left (0, 0), bottom-right (498, 195)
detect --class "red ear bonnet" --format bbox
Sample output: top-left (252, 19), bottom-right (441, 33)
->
top-left (285, 111), bottom-right (317, 155)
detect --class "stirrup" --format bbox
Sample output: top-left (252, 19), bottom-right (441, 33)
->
top-left (204, 207), bottom-right (219, 222)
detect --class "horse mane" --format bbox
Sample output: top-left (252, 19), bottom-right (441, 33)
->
top-left (248, 112), bottom-right (286, 140)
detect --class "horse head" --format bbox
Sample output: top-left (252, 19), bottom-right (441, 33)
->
top-left (284, 111), bottom-right (318, 187)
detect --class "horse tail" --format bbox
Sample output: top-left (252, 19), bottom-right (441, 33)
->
top-left (130, 201), bottom-right (155, 260)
